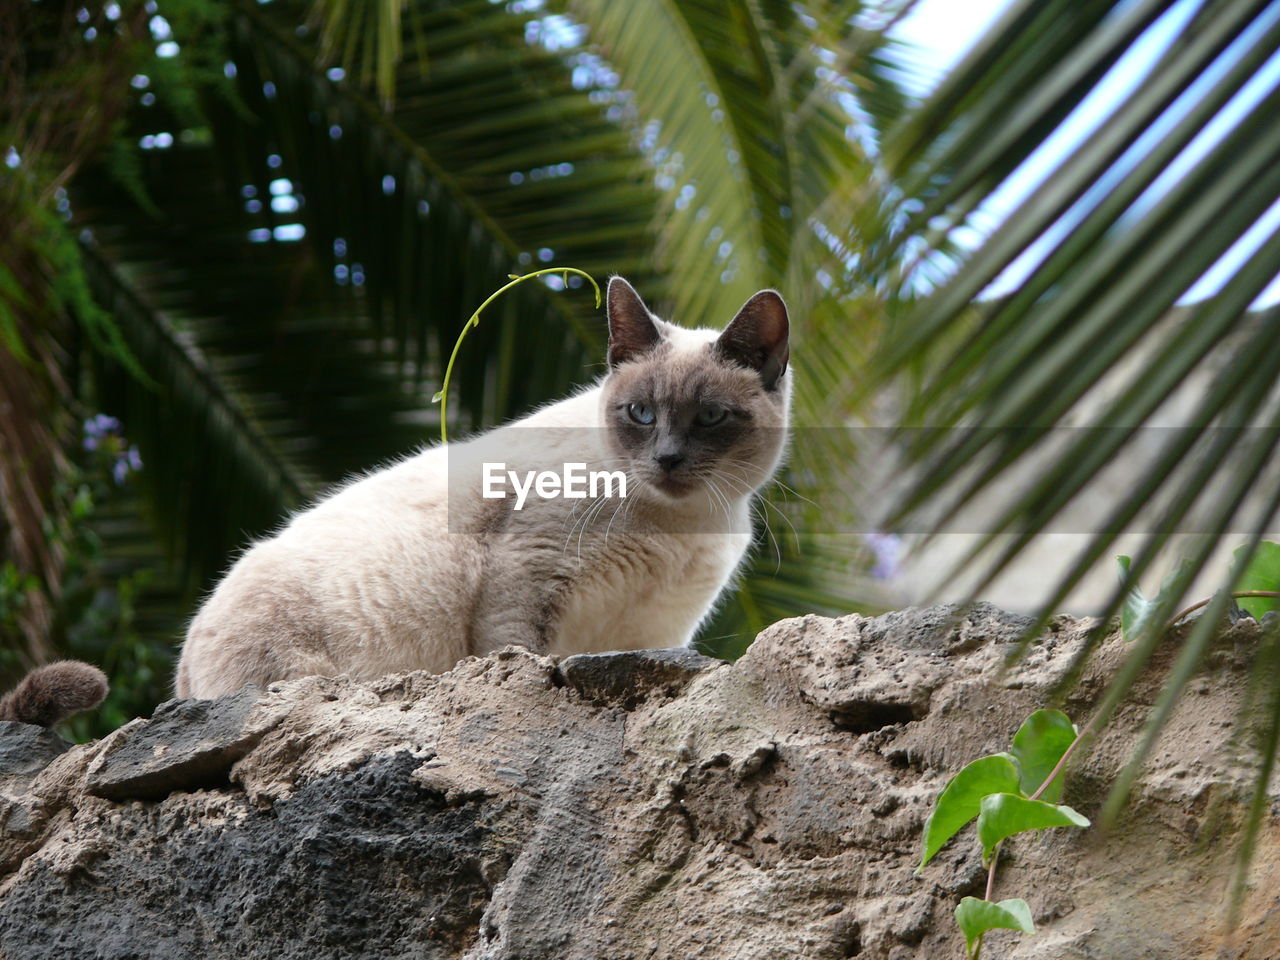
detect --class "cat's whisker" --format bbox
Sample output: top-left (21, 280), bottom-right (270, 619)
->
top-left (706, 464), bottom-right (802, 553)
top-left (576, 481), bottom-right (625, 563)
top-left (562, 485), bottom-right (617, 562)
top-left (752, 500), bottom-right (784, 574)
top-left (566, 495), bottom-right (607, 563)
top-left (592, 488), bottom-right (630, 555)
top-left (604, 473), bottom-right (643, 548)
top-left (561, 495), bottom-right (595, 545)
top-left (596, 470), bottom-right (634, 547)
top-left (708, 471), bottom-right (783, 572)
top-left (717, 456), bottom-right (818, 511)
top-left (705, 476), bottom-right (734, 529)
top-left (758, 497), bottom-right (801, 552)
top-left (698, 465), bottom-right (790, 570)
top-left (755, 497), bottom-right (801, 555)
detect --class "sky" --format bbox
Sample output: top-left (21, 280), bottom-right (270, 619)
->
top-left (891, 0), bottom-right (1280, 307)
top-left (891, 0), bottom-right (1011, 90)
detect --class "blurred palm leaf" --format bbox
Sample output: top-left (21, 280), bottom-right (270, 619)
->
top-left (308, 0), bottom-right (414, 106)
top-left (874, 0), bottom-right (1280, 850)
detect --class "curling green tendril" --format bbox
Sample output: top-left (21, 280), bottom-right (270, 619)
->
top-left (431, 267), bottom-right (602, 443)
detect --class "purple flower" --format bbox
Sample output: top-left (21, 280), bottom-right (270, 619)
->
top-left (112, 446), bottom-right (143, 484)
top-left (83, 413), bottom-right (141, 483)
top-left (84, 414), bottom-right (121, 438)
top-left (864, 532), bottom-right (903, 581)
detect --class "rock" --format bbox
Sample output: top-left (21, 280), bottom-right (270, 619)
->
top-left (0, 723), bottom-right (72, 783)
top-left (0, 723), bottom-right (75, 869)
top-left (84, 687), bottom-right (278, 801)
top-left (0, 605), bottom-right (1276, 959)
top-left (557, 646), bottom-right (722, 707)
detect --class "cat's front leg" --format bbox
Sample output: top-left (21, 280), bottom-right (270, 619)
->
top-left (469, 536), bottom-right (562, 657)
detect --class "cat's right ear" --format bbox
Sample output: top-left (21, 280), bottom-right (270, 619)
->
top-left (607, 276), bottom-right (662, 368)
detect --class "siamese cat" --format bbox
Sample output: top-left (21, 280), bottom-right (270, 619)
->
top-left (172, 277), bottom-right (791, 698)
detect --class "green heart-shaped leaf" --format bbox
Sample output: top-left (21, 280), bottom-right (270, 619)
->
top-left (954, 897), bottom-right (1035, 957)
top-left (1232, 541), bottom-right (1280, 619)
top-left (1011, 709), bottom-right (1076, 802)
top-left (976, 793), bottom-right (1090, 863)
top-left (918, 753), bottom-right (1021, 870)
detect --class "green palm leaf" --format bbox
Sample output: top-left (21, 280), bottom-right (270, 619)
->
top-left (568, 0), bottom-right (789, 321)
top-left (80, 241), bottom-right (310, 581)
top-left (875, 0), bottom-right (1280, 839)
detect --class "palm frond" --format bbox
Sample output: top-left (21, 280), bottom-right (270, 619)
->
top-left (568, 0), bottom-right (784, 322)
top-left (874, 0), bottom-right (1280, 833)
top-left (230, 0), bottom-right (662, 423)
top-left (71, 0), bottom-right (666, 586)
top-left (308, 0), bottom-right (411, 106)
top-left (79, 241), bottom-right (311, 583)
top-left (567, 0), bottom-right (884, 322)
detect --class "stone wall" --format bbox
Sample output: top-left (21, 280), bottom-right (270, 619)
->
top-left (1, 604), bottom-right (1276, 958)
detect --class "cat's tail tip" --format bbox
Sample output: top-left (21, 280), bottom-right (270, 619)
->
top-left (0, 661), bottom-right (109, 728)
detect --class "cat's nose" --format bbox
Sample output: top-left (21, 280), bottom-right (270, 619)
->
top-left (655, 452), bottom-right (686, 473)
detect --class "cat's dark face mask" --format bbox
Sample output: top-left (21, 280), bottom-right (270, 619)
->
top-left (600, 277), bottom-right (790, 502)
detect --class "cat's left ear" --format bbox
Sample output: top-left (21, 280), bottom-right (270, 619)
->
top-left (607, 276), bottom-right (663, 368)
top-left (716, 290), bottom-right (789, 391)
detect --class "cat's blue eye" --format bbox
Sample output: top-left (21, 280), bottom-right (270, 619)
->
top-left (694, 404), bottom-right (729, 427)
top-left (627, 402), bottom-right (656, 425)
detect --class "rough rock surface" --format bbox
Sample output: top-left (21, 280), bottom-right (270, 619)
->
top-left (1, 603), bottom-right (1277, 959)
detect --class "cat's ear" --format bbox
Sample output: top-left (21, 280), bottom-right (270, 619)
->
top-left (716, 290), bottom-right (789, 390)
top-left (607, 276), bottom-right (663, 368)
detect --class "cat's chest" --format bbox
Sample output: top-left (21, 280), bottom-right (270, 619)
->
top-left (547, 532), bottom-right (748, 656)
